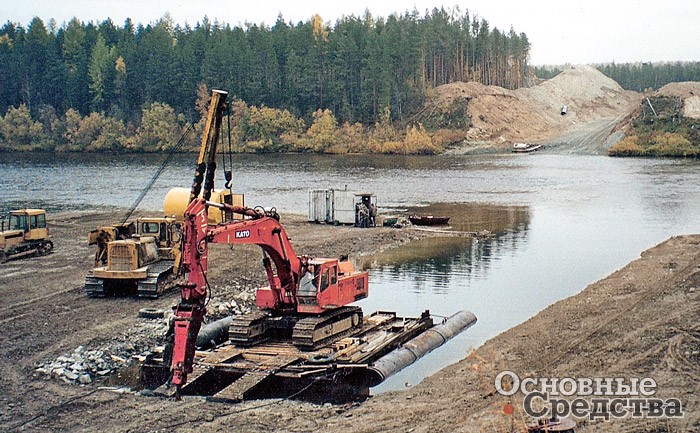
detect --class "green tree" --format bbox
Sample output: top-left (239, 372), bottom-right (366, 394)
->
top-left (62, 18), bottom-right (90, 113)
top-left (24, 17), bottom-right (50, 111)
top-left (88, 34), bottom-right (117, 112)
top-left (0, 25), bottom-right (22, 114)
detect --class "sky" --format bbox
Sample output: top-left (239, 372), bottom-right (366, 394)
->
top-left (2, 0), bottom-right (699, 65)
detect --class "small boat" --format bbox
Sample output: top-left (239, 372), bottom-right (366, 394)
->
top-left (408, 215), bottom-right (450, 226)
top-left (512, 143), bottom-right (544, 153)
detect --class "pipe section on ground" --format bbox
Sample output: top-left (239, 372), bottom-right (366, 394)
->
top-left (363, 310), bottom-right (477, 387)
top-left (196, 316), bottom-right (235, 349)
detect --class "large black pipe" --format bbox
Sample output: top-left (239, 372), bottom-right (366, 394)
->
top-left (196, 316), bottom-right (235, 349)
top-left (362, 310), bottom-right (477, 387)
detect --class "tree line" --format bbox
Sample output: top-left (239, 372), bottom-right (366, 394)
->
top-left (0, 83), bottom-right (458, 154)
top-left (597, 62), bottom-right (700, 92)
top-left (535, 62), bottom-right (700, 92)
top-left (0, 7), bottom-right (530, 152)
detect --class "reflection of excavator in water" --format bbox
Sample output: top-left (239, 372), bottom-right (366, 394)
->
top-left (168, 90), bottom-right (368, 388)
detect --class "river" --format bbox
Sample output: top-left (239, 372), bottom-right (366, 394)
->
top-left (2, 152), bottom-right (699, 391)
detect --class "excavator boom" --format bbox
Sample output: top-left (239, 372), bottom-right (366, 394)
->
top-left (169, 90), bottom-right (368, 388)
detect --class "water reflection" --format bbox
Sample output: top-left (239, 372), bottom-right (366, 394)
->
top-left (363, 203), bottom-right (531, 292)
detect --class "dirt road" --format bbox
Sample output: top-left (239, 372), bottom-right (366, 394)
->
top-left (1, 211), bottom-right (698, 433)
top-left (543, 116), bottom-right (627, 154)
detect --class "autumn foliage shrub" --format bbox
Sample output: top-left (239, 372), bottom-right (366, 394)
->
top-left (647, 132), bottom-right (698, 157)
top-left (1, 97), bottom-right (468, 155)
top-left (609, 133), bottom-right (699, 157)
top-left (0, 104), bottom-right (43, 150)
top-left (608, 135), bottom-right (645, 156)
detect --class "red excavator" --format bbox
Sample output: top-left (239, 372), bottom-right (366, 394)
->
top-left (169, 90), bottom-right (368, 388)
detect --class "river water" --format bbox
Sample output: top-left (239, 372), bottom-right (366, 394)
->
top-left (2, 152), bottom-right (699, 391)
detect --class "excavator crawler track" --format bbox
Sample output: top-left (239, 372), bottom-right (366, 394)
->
top-left (292, 306), bottom-right (363, 350)
top-left (228, 311), bottom-right (272, 346)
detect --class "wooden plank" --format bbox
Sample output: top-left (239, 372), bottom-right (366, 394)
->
top-left (251, 355), bottom-right (299, 370)
top-left (213, 371), bottom-right (271, 402)
top-left (198, 346), bottom-right (244, 364)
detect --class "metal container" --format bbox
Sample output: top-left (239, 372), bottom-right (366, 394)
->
top-left (308, 189), bottom-right (377, 225)
top-left (308, 190), bottom-right (331, 223)
top-left (164, 187), bottom-right (244, 224)
top-left (332, 190), bottom-right (357, 225)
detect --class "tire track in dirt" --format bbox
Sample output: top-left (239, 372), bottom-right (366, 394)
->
top-left (544, 116), bottom-right (624, 155)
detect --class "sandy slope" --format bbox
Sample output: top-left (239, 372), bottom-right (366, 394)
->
top-left (435, 66), bottom-right (643, 153)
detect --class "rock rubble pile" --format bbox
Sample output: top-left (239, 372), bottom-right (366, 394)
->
top-left (35, 284), bottom-right (258, 385)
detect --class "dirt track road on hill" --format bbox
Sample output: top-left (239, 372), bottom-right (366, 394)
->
top-left (437, 66), bottom-right (643, 154)
top-left (543, 116), bottom-right (627, 154)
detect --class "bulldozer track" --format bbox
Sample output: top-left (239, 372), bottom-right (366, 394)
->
top-left (0, 239), bottom-right (53, 263)
top-left (84, 274), bottom-right (105, 298)
top-left (83, 260), bottom-right (176, 299)
top-left (136, 261), bottom-right (176, 298)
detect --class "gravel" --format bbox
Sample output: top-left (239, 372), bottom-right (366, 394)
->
top-left (34, 283), bottom-right (257, 386)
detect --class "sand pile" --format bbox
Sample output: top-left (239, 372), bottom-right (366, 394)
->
top-left (432, 65), bottom-right (642, 144)
top-left (656, 82), bottom-right (700, 119)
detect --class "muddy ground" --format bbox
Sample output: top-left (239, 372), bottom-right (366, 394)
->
top-left (1, 211), bottom-right (699, 432)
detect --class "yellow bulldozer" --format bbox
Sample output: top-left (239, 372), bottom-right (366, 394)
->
top-left (0, 209), bottom-right (53, 262)
top-left (84, 189), bottom-right (244, 299)
top-left (84, 216), bottom-right (181, 298)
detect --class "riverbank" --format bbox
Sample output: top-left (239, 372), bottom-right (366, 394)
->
top-left (608, 86), bottom-right (700, 158)
top-left (1, 211), bottom-right (698, 432)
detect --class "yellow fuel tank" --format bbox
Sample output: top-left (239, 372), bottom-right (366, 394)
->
top-left (163, 187), bottom-right (244, 224)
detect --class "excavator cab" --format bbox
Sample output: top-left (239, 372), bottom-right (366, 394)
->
top-left (293, 258), bottom-right (368, 314)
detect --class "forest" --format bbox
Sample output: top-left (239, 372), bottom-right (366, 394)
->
top-left (0, 8), bottom-right (530, 153)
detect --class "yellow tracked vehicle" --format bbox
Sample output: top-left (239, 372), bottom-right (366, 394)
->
top-left (0, 209), bottom-right (53, 262)
top-left (84, 217), bottom-right (181, 298)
